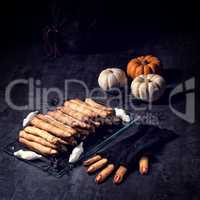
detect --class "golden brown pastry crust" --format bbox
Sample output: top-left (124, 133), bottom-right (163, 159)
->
top-left (19, 137), bottom-right (58, 156)
top-left (19, 130), bottom-right (58, 149)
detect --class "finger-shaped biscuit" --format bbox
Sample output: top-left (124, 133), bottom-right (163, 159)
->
top-left (87, 158), bottom-right (108, 173)
top-left (24, 126), bottom-right (68, 145)
top-left (85, 98), bottom-right (113, 112)
top-left (64, 101), bottom-right (96, 118)
top-left (19, 130), bottom-right (57, 149)
top-left (113, 166), bottom-right (127, 184)
top-left (19, 137), bottom-right (58, 156)
top-left (37, 114), bottom-right (77, 135)
top-left (71, 99), bottom-right (110, 118)
top-left (30, 117), bottom-right (71, 138)
top-left (83, 155), bottom-right (102, 166)
top-left (139, 156), bottom-right (149, 175)
top-left (95, 164), bottom-right (115, 183)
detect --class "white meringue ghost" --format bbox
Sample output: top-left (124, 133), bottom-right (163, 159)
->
top-left (69, 142), bottom-right (84, 163)
top-left (14, 149), bottom-right (42, 160)
top-left (23, 111), bottom-right (39, 127)
top-left (114, 108), bottom-right (131, 123)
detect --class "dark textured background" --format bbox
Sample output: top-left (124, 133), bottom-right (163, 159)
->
top-left (0, 1), bottom-right (200, 200)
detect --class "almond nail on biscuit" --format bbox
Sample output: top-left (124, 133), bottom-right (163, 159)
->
top-left (113, 166), bottom-right (127, 184)
top-left (139, 156), bottom-right (149, 175)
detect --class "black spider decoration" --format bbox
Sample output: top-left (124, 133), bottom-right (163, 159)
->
top-left (43, 2), bottom-right (66, 58)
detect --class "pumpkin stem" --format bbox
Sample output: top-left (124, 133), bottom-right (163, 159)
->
top-left (145, 78), bottom-right (151, 84)
top-left (141, 61), bottom-right (148, 65)
top-left (108, 69), bottom-right (113, 73)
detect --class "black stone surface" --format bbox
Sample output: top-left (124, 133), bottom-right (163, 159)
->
top-left (0, 32), bottom-right (199, 200)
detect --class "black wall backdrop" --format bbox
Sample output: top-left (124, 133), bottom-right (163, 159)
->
top-left (0, 0), bottom-right (199, 49)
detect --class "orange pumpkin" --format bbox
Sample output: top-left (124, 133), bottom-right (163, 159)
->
top-left (127, 55), bottom-right (161, 79)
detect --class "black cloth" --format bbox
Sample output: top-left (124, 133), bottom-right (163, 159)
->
top-left (99, 125), bottom-right (177, 171)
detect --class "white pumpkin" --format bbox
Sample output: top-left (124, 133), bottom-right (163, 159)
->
top-left (98, 68), bottom-right (127, 91)
top-left (131, 74), bottom-right (166, 102)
